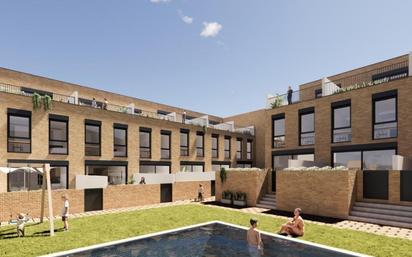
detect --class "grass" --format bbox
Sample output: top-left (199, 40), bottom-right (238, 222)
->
top-left (0, 204), bottom-right (411, 257)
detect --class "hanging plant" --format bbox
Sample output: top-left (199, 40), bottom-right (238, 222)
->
top-left (220, 167), bottom-right (227, 184)
top-left (270, 94), bottom-right (284, 109)
top-left (202, 125), bottom-right (207, 133)
top-left (32, 93), bottom-right (42, 110)
top-left (43, 95), bottom-right (52, 111)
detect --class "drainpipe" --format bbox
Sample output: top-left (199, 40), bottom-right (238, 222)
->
top-left (409, 52), bottom-right (412, 77)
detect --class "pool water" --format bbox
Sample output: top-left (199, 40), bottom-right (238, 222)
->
top-left (52, 222), bottom-right (366, 257)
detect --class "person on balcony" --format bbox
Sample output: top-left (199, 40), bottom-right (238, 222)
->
top-left (182, 111), bottom-right (187, 124)
top-left (139, 177), bottom-right (146, 184)
top-left (92, 98), bottom-right (98, 108)
top-left (287, 86), bottom-right (293, 105)
top-left (278, 208), bottom-right (304, 237)
top-left (103, 98), bottom-right (108, 110)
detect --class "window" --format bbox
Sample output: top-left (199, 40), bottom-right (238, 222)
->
top-left (246, 140), bottom-right (252, 160)
top-left (212, 134), bottom-right (219, 158)
top-left (315, 88), bottom-right (322, 98)
top-left (86, 165), bottom-right (126, 185)
top-left (333, 151), bottom-right (362, 169)
top-left (161, 130), bottom-right (171, 159)
top-left (180, 129), bottom-right (189, 156)
top-left (237, 162), bottom-right (252, 168)
top-left (272, 114), bottom-right (285, 148)
top-left (140, 162), bottom-right (170, 174)
top-left (180, 162), bottom-right (204, 172)
top-left (49, 115), bottom-right (68, 154)
top-left (236, 138), bottom-right (243, 160)
top-left (224, 136), bottom-right (231, 159)
top-left (299, 108), bottom-right (315, 146)
top-left (272, 154), bottom-right (315, 170)
top-left (333, 148), bottom-right (395, 170)
top-left (8, 109), bottom-right (31, 153)
top-left (139, 128), bottom-right (151, 158)
top-left (332, 102), bottom-right (351, 143)
top-left (85, 120), bottom-right (101, 156)
top-left (212, 162), bottom-right (230, 171)
top-left (50, 166), bottom-right (68, 189)
top-left (114, 124), bottom-right (127, 157)
top-left (196, 132), bottom-right (204, 157)
top-left (373, 91), bottom-right (397, 139)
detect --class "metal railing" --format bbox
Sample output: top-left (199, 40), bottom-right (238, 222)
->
top-left (267, 60), bottom-right (409, 109)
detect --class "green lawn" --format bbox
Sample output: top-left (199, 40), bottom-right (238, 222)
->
top-left (0, 204), bottom-right (411, 257)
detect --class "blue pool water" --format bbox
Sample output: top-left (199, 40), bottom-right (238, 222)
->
top-left (54, 222), bottom-right (364, 257)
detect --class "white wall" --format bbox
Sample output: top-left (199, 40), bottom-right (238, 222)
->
top-left (75, 175), bottom-right (108, 189)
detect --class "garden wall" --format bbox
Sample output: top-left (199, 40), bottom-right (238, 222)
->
top-left (276, 170), bottom-right (357, 219)
top-left (103, 184), bottom-right (160, 209)
top-left (216, 169), bottom-right (268, 206)
top-left (173, 181), bottom-right (211, 202)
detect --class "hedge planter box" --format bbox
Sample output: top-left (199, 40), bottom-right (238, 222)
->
top-left (276, 170), bottom-right (357, 219)
top-left (221, 199), bottom-right (232, 205)
top-left (233, 200), bottom-right (247, 207)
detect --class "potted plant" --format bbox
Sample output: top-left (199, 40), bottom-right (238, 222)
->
top-left (233, 192), bottom-right (247, 207)
top-left (221, 190), bottom-right (232, 205)
top-left (43, 95), bottom-right (52, 111)
top-left (32, 93), bottom-right (42, 110)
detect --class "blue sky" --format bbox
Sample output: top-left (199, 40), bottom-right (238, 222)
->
top-left (1, 0), bottom-right (412, 117)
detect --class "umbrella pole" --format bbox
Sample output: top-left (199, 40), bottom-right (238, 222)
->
top-left (44, 164), bottom-right (55, 236)
top-left (40, 171), bottom-right (46, 223)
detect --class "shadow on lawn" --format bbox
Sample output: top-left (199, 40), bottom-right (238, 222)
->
top-left (0, 223), bottom-right (66, 239)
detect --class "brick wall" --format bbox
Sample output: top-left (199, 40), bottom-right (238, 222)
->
top-left (173, 181), bottom-right (211, 202)
top-left (276, 170), bottom-right (357, 219)
top-left (103, 184), bottom-right (160, 209)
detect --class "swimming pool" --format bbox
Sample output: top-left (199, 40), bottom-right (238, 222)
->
top-left (44, 221), bottom-right (371, 257)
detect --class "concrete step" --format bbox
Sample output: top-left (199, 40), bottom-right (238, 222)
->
top-left (256, 203), bottom-right (276, 209)
top-left (354, 202), bottom-right (412, 212)
top-left (350, 211), bottom-right (412, 224)
top-left (348, 215), bottom-right (412, 229)
top-left (262, 197), bottom-right (276, 201)
top-left (352, 206), bottom-right (412, 218)
top-left (259, 200), bottom-right (276, 205)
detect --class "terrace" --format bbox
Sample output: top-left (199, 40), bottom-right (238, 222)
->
top-left (266, 54), bottom-right (411, 109)
top-left (0, 82), bottom-right (255, 135)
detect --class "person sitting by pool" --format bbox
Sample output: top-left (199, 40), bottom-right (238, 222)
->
top-left (278, 208), bottom-right (304, 237)
top-left (247, 218), bottom-right (263, 255)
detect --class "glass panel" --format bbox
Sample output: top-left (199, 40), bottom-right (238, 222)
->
top-left (374, 122), bottom-right (397, 139)
top-left (161, 149), bottom-right (170, 159)
top-left (212, 149), bottom-right (218, 158)
top-left (85, 144), bottom-right (100, 156)
top-left (8, 138), bottom-right (30, 152)
top-left (212, 165), bottom-right (220, 171)
top-left (333, 151), bottom-right (361, 168)
top-left (85, 125), bottom-right (100, 143)
top-left (294, 154), bottom-right (314, 161)
top-left (273, 155), bottom-right (291, 169)
top-left (114, 146), bottom-right (127, 157)
top-left (114, 128), bottom-right (126, 145)
top-left (224, 139), bottom-right (230, 150)
top-left (212, 137), bottom-right (218, 149)
top-left (50, 120), bottom-right (67, 141)
top-left (192, 165), bottom-right (204, 172)
top-left (334, 106), bottom-right (350, 128)
top-left (180, 147), bottom-right (189, 156)
top-left (161, 134), bottom-right (170, 148)
top-left (140, 148), bottom-right (151, 158)
top-left (7, 169), bottom-right (42, 191)
top-left (333, 128), bottom-right (352, 143)
top-left (300, 132), bottom-right (315, 145)
top-left (50, 141), bottom-right (68, 154)
top-left (86, 165), bottom-right (126, 185)
top-left (156, 165), bottom-right (170, 174)
top-left (140, 165), bottom-right (155, 173)
top-left (9, 116), bottom-right (30, 138)
top-left (50, 166), bottom-right (67, 189)
top-left (196, 148), bottom-right (204, 157)
top-left (375, 98), bottom-right (396, 123)
top-left (300, 113), bottom-right (314, 133)
top-left (363, 149), bottom-right (395, 170)
top-left (196, 135), bottom-right (203, 148)
top-left (181, 165), bottom-right (191, 172)
top-left (274, 118), bottom-right (285, 136)
top-left (140, 132), bottom-right (150, 148)
top-left (180, 133), bottom-right (188, 147)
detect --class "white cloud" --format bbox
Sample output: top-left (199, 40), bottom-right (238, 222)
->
top-left (150, 0), bottom-right (171, 3)
top-left (177, 10), bottom-right (193, 24)
top-left (200, 22), bottom-right (222, 38)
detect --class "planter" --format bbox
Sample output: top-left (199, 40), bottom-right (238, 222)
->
top-left (221, 199), bottom-right (232, 205)
top-left (233, 200), bottom-right (246, 207)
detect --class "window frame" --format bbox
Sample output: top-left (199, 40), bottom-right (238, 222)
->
top-left (139, 127), bottom-right (152, 159)
top-left (180, 129), bottom-right (189, 156)
top-left (49, 115), bottom-right (69, 155)
top-left (160, 130), bottom-right (171, 159)
top-left (331, 100), bottom-right (351, 143)
top-left (236, 138), bottom-right (243, 160)
top-left (332, 146), bottom-right (397, 170)
top-left (272, 113), bottom-right (285, 148)
top-left (139, 161), bottom-right (171, 174)
top-left (180, 161), bottom-right (205, 172)
top-left (224, 136), bottom-right (231, 159)
top-left (372, 90), bottom-right (397, 140)
top-left (211, 134), bottom-right (219, 159)
top-left (7, 109), bottom-right (32, 153)
top-left (84, 120), bottom-right (101, 156)
top-left (113, 124), bottom-right (128, 157)
top-left (246, 139), bottom-right (253, 160)
top-left (299, 107), bottom-right (315, 146)
top-left (85, 161), bottom-right (128, 185)
top-left (196, 131), bottom-right (204, 157)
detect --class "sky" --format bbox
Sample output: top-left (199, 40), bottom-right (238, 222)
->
top-left (1, 0), bottom-right (412, 117)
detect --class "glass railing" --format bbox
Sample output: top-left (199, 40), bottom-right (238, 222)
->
top-left (374, 122), bottom-right (397, 139)
top-left (333, 128), bottom-right (352, 143)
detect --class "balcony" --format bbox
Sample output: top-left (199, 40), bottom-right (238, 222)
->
top-left (267, 56), bottom-right (410, 109)
top-left (0, 82), bottom-right (255, 136)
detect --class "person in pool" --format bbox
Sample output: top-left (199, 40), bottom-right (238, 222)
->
top-left (278, 208), bottom-right (304, 237)
top-left (247, 218), bottom-right (263, 256)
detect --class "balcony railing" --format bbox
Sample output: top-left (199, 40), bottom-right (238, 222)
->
top-left (267, 59), bottom-right (409, 109)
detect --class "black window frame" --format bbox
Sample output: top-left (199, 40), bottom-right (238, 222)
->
top-left (85, 160), bottom-right (128, 185)
top-left (236, 138), bottom-right (243, 160)
top-left (160, 130), bottom-right (171, 159)
top-left (7, 109), bottom-right (32, 153)
top-left (84, 119), bottom-right (101, 156)
top-left (196, 131), bottom-right (204, 157)
top-left (180, 161), bottom-right (205, 172)
top-left (331, 100), bottom-right (351, 144)
top-left (211, 134), bottom-right (219, 159)
top-left (224, 136), bottom-right (231, 159)
top-left (139, 161), bottom-right (171, 174)
top-left (299, 107), bottom-right (315, 146)
top-left (272, 113), bottom-right (285, 148)
top-left (372, 90), bottom-right (397, 140)
top-left (113, 123), bottom-right (128, 157)
top-left (139, 127), bottom-right (152, 159)
top-left (180, 129), bottom-right (189, 156)
top-left (246, 139), bottom-right (253, 160)
top-left (49, 114), bottom-right (69, 155)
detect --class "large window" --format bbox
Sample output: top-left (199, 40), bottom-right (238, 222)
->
top-left (332, 102), bottom-right (351, 143)
top-left (212, 162), bottom-right (230, 171)
top-left (247, 140), bottom-right (252, 160)
top-left (373, 91), bottom-right (397, 139)
top-left (236, 138), bottom-right (243, 160)
top-left (85, 120), bottom-right (101, 156)
top-left (86, 165), bottom-right (126, 185)
top-left (272, 154), bottom-right (315, 170)
top-left (140, 162), bottom-right (170, 174)
top-left (224, 136), bottom-right (231, 159)
top-left (272, 114), bottom-right (285, 148)
top-left (139, 128), bottom-right (151, 158)
top-left (8, 109), bottom-right (31, 153)
top-left (333, 148), bottom-right (396, 170)
top-left (237, 162), bottom-right (252, 168)
top-left (196, 132), bottom-right (204, 157)
top-left (161, 130), bottom-right (171, 159)
top-left (114, 124), bottom-right (127, 157)
top-left (180, 129), bottom-right (189, 156)
top-left (49, 115), bottom-right (68, 154)
top-left (299, 109), bottom-right (315, 146)
top-left (180, 162), bottom-right (204, 172)
top-left (212, 134), bottom-right (219, 158)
